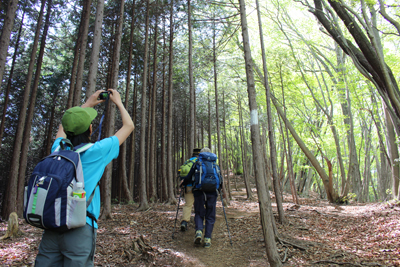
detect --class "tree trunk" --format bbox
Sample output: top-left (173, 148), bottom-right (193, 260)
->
top-left (101, 0), bottom-right (125, 219)
top-left (166, 0), bottom-right (176, 204)
top-left (188, 0), bottom-right (195, 154)
top-left (239, 0), bottom-right (282, 265)
top-left (149, 7), bottom-right (159, 201)
top-left (125, 0), bottom-right (137, 201)
top-left (208, 89), bottom-right (212, 149)
top-left (161, 5), bottom-right (168, 201)
top-left (2, 0), bottom-right (46, 220)
top-left (86, 0), bottom-right (105, 97)
top-left (278, 64), bottom-right (298, 205)
top-left (255, 0), bottom-right (285, 223)
top-left (0, 5), bottom-right (25, 150)
top-left (138, 0), bottom-right (150, 211)
top-left (238, 98), bottom-right (252, 200)
top-left (0, 0), bottom-right (19, 91)
top-left (384, 105), bottom-right (399, 199)
top-left (72, 0), bottom-right (92, 106)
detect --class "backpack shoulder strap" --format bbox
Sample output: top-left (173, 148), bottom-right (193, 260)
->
top-left (75, 143), bottom-right (94, 153)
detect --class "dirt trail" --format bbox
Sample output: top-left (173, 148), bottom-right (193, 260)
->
top-left (170, 189), bottom-right (266, 267)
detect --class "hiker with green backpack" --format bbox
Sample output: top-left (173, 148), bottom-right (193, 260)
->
top-left (179, 148), bottom-right (201, 231)
top-left (180, 147), bottom-right (223, 248)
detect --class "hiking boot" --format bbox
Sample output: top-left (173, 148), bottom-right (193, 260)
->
top-left (180, 221), bottom-right (188, 231)
top-left (194, 230), bottom-right (202, 244)
top-left (204, 237), bottom-right (211, 248)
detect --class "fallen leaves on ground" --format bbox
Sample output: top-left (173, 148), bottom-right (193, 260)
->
top-left (1, 188), bottom-right (399, 266)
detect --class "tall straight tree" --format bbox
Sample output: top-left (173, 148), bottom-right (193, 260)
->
top-left (73, 0), bottom-right (92, 106)
top-left (255, 0), bottom-right (285, 223)
top-left (2, 0), bottom-right (46, 220)
top-left (86, 0), bottom-right (105, 97)
top-left (238, 0), bottom-right (282, 265)
top-left (138, 0), bottom-right (151, 211)
top-left (16, 0), bottom-right (52, 217)
top-left (0, 0), bottom-right (19, 91)
top-left (101, 0), bottom-right (126, 219)
top-left (166, 0), bottom-right (176, 204)
top-left (161, 3), bottom-right (168, 201)
top-left (188, 0), bottom-right (195, 154)
top-left (66, 0), bottom-right (92, 108)
top-left (149, 4), bottom-right (160, 201)
top-left (0, 5), bottom-right (25, 150)
top-left (127, 2), bottom-right (138, 198)
top-left (122, 0), bottom-right (137, 203)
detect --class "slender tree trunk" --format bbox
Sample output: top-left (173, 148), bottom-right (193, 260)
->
top-left (16, 0), bottom-right (52, 217)
top-left (255, 0), bottom-right (285, 223)
top-left (72, 0), bottom-right (92, 106)
top-left (129, 72), bottom-right (138, 198)
top-left (138, 0), bottom-right (151, 211)
top-left (86, 0), bottom-right (105, 97)
top-left (208, 89), bottom-right (212, 149)
top-left (222, 91), bottom-right (231, 202)
top-left (279, 64), bottom-right (298, 205)
top-left (161, 6), bottom-right (168, 201)
top-left (101, 0), bottom-right (125, 219)
top-left (0, 6), bottom-right (25, 150)
top-left (166, 0), bottom-right (176, 204)
top-left (149, 7), bottom-right (159, 201)
top-left (0, 0), bottom-right (19, 91)
top-left (238, 98), bottom-right (252, 199)
top-left (126, 0), bottom-right (137, 200)
top-left (384, 105), bottom-right (399, 199)
top-left (239, 0), bottom-right (282, 265)
top-left (2, 0), bottom-right (45, 220)
top-left (188, 0), bottom-right (195, 154)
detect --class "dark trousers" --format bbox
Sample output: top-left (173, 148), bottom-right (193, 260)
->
top-left (194, 192), bottom-right (217, 238)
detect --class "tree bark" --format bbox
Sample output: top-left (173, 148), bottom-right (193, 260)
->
top-left (188, 0), bottom-right (195, 154)
top-left (86, 0), bottom-right (105, 97)
top-left (161, 5), bottom-right (168, 201)
top-left (138, 0), bottom-right (151, 211)
top-left (0, 5), bottom-right (25, 150)
top-left (125, 0), bottom-right (137, 201)
top-left (101, 0), bottom-right (125, 219)
top-left (255, 0), bottom-right (286, 223)
top-left (73, 0), bottom-right (92, 106)
top-left (239, 0), bottom-right (282, 265)
top-left (149, 6), bottom-right (159, 201)
top-left (166, 0), bottom-right (176, 204)
top-left (0, 0), bottom-right (19, 91)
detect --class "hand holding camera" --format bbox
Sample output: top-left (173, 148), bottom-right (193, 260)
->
top-left (99, 91), bottom-right (111, 100)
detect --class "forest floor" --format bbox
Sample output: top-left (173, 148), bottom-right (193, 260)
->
top-left (0, 182), bottom-right (399, 266)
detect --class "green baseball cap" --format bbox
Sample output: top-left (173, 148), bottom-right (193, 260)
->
top-left (62, 106), bottom-right (97, 135)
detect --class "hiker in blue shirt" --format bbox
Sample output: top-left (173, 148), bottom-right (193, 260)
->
top-left (180, 147), bottom-right (222, 248)
top-left (35, 89), bottom-right (134, 267)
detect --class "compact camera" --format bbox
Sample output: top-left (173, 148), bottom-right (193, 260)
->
top-left (99, 91), bottom-right (110, 100)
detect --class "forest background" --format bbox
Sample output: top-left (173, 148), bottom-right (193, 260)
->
top-left (0, 0), bottom-right (399, 265)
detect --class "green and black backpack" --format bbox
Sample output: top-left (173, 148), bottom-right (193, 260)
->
top-left (179, 158), bottom-right (198, 179)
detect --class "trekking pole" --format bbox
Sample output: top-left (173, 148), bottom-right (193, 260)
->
top-left (172, 186), bottom-right (184, 239)
top-left (219, 191), bottom-right (233, 246)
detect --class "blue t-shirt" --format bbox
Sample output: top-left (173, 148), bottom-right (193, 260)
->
top-left (52, 136), bottom-right (120, 228)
